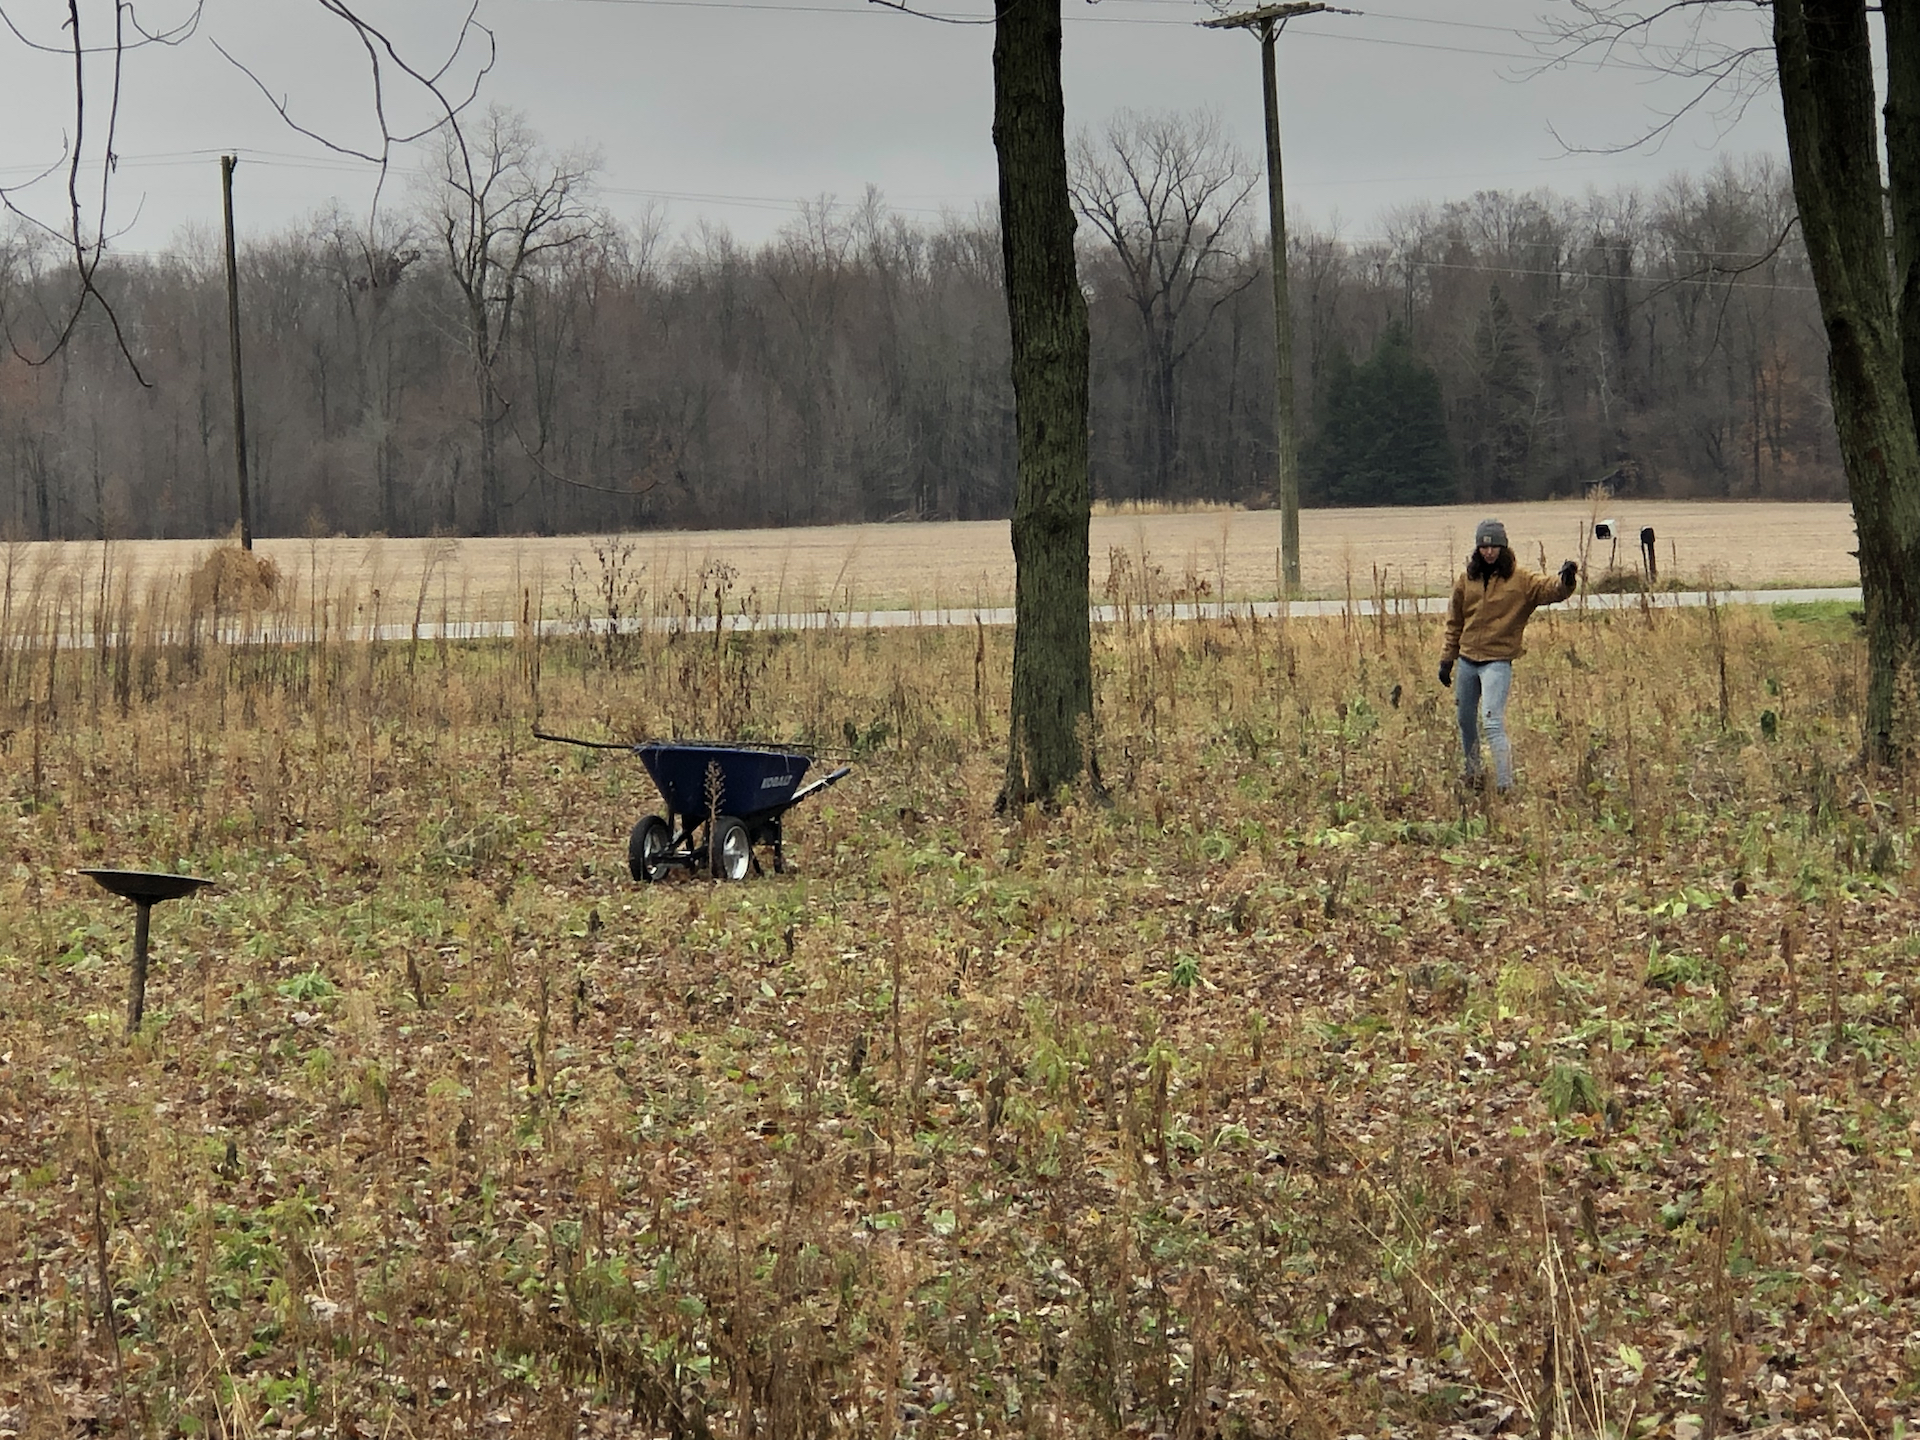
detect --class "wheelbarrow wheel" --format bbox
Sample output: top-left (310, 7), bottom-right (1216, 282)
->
top-left (628, 815), bottom-right (672, 883)
top-left (709, 815), bottom-right (752, 881)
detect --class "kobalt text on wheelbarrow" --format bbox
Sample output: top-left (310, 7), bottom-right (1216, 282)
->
top-left (535, 731), bottom-right (851, 881)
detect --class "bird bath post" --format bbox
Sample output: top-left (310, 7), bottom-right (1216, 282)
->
top-left (80, 870), bottom-right (215, 1035)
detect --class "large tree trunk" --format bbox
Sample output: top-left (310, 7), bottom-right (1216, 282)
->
top-left (1775, 0), bottom-right (1920, 758)
top-left (1889, 0), bottom-right (1920, 426)
top-left (993, 0), bottom-right (1098, 807)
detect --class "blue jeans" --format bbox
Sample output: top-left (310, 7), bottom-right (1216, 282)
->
top-left (1455, 659), bottom-right (1513, 790)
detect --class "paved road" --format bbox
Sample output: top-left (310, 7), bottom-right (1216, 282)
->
top-left (339, 585), bottom-right (1864, 642)
top-left (42, 586), bottom-right (1855, 647)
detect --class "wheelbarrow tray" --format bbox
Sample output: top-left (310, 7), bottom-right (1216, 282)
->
top-left (636, 742), bottom-right (813, 822)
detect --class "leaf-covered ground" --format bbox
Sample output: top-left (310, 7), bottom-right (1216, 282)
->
top-left (0, 594), bottom-right (1915, 1438)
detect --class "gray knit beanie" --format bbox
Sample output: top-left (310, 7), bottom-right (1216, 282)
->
top-left (1474, 518), bottom-right (1509, 549)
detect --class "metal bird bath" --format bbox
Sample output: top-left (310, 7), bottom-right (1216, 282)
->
top-left (80, 869), bottom-right (215, 1035)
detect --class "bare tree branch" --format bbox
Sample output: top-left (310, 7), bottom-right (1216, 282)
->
top-left (1636, 211), bottom-right (1803, 305)
top-left (1, 0), bottom-right (152, 382)
top-left (1542, 43), bottom-right (1772, 155)
top-left (0, 0), bottom-right (200, 56)
top-left (0, 1), bottom-right (206, 379)
top-left (1535, 0), bottom-right (1776, 154)
top-left (1536, 0), bottom-right (1774, 159)
top-left (865, 0), bottom-right (1000, 24)
top-left (504, 403), bottom-right (669, 499)
top-left (213, 0), bottom-right (495, 245)
top-left (0, 1), bottom-right (483, 379)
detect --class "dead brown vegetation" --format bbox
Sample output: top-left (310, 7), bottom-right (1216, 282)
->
top-left (187, 544), bottom-right (282, 617)
top-left (0, 555), bottom-right (1911, 1439)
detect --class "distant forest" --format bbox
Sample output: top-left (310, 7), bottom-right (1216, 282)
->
top-left (0, 109), bottom-right (1837, 541)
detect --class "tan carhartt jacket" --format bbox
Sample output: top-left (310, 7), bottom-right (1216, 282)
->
top-left (1441, 564), bottom-right (1574, 663)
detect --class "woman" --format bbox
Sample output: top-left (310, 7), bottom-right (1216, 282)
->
top-left (1438, 518), bottom-right (1578, 793)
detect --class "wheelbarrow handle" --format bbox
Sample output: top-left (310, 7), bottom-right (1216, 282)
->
top-left (784, 765), bottom-right (852, 810)
top-left (533, 727), bottom-right (638, 751)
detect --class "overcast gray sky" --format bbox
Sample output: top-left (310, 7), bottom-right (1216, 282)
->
top-left (2, 0), bottom-right (1785, 254)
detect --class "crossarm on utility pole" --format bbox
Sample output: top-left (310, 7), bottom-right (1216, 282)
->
top-left (1198, 1), bottom-right (1337, 30)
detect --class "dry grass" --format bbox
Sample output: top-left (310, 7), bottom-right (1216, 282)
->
top-left (2, 500), bottom-right (1861, 626)
top-left (187, 545), bottom-right (282, 616)
top-left (0, 552), bottom-right (1913, 1439)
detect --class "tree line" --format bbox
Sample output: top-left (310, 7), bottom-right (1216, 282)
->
top-left (0, 109), bottom-right (1837, 543)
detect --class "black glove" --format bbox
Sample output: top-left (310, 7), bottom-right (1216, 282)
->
top-left (1559, 560), bottom-right (1579, 589)
top-left (1438, 659), bottom-right (1453, 688)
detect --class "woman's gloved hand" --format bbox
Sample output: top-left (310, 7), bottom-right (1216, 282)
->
top-left (1439, 659), bottom-right (1454, 688)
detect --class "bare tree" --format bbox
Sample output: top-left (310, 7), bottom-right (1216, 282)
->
top-left (218, 1), bottom-right (494, 225)
top-left (420, 105), bottom-right (602, 534)
top-left (309, 206), bottom-right (423, 531)
top-left (1550, 0), bottom-right (1920, 761)
top-left (1071, 110), bottom-right (1258, 500)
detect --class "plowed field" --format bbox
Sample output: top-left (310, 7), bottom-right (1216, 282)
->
top-left (6, 499), bottom-right (1858, 617)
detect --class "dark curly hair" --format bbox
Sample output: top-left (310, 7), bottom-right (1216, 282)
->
top-left (1466, 545), bottom-right (1515, 581)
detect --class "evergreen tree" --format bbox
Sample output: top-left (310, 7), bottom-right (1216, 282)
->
top-left (1304, 323), bottom-right (1455, 505)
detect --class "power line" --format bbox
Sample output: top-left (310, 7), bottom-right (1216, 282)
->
top-left (509, 0), bottom-right (1694, 72)
top-left (10, 145), bottom-right (1795, 237)
top-left (0, 151), bottom-right (968, 218)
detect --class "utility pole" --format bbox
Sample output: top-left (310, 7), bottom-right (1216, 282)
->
top-left (1201, 1), bottom-right (1351, 592)
top-left (220, 155), bottom-right (255, 550)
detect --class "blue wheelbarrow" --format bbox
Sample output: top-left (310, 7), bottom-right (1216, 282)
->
top-left (536, 731), bottom-right (850, 881)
